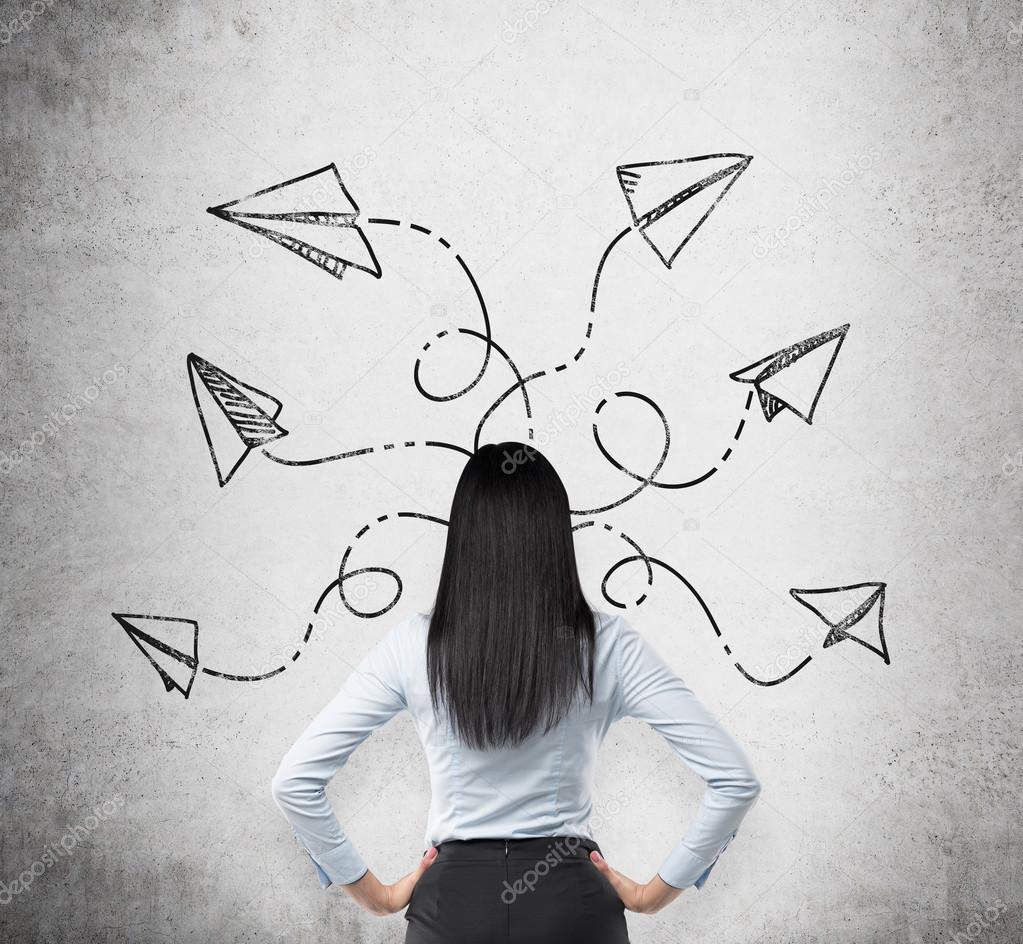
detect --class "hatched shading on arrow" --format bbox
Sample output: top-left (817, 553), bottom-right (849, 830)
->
top-left (730, 324), bottom-right (849, 424)
top-left (113, 613), bottom-right (199, 698)
top-left (188, 353), bottom-right (289, 487)
top-left (208, 163), bottom-right (382, 281)
top-left (617, 154), bottom-right (752, 269)
top-left (114, 147), bottom-right (895, 708)
top-left (790, 582), bottom-right (889, 664)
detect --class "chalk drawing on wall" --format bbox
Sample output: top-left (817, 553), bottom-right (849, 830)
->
top-left (207, 163), bottom-right (382, 280)
top-left (730, 324), bottom-right (850, 424)
top-left (571, 316), bottom-right (849, 511)
top-left (113, 611), bottom-right (287, 700)
top-left (790, 582), bottom-right (890, 665)
top-left (617, 154), bottom-right (753, 269)
top-left (115, 153), bottom-right (890, 699)
top-left (113, 614), bottom-right (200, 698)
top-left (597, 553), bottom-right (888, 687)
top-left (187, 353), bottom-right (289, 487)
top-left (590, 153), bottom-right (751, 316)
top-left (113, 518), bottom-right (888, 697)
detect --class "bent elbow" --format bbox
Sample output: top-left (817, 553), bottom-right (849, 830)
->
top-left (270, 764), bottom-right (298, 810)
top-left (717, 767), bottom-right (761, 805)
top-left (741, 770), bottom-right (762, 804)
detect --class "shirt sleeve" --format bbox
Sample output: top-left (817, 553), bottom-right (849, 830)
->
top-left (611, 616), bottom-right (761, 890)
top-left (270, 620), bottom-right (408, 888)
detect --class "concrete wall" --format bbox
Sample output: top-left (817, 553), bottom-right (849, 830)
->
top-left (1, 1), bottom-right (1020, 941)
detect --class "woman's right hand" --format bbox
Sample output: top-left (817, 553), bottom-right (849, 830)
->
top-left (588, 850), bottom-right (684, 914)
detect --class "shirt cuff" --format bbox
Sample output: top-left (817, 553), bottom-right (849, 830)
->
top-left (293, 833), bottom-right (369, 888)
top-left (657, 833), bottom-right (735, 890)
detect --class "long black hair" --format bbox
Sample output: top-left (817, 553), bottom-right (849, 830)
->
top-left (427, 442), bottom-right (596, 749)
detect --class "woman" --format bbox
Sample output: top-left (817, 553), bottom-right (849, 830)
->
top-left (271, 442), bottom-right (761, 943)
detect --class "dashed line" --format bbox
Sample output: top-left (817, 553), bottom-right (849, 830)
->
top-left (262, 438), bottom-right (471, 466)
top-left (365, 216), bottom-right (537, 440)
top-left (717, 392), bottom-right (753, 465)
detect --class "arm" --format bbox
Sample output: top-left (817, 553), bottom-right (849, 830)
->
top-left (270, 620), bottom-right (408, 892)
top-left (595, 616), bottom-right (761, 909)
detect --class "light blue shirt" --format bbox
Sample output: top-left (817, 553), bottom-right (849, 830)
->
top-left (271, 609), bottom-right (761, 890)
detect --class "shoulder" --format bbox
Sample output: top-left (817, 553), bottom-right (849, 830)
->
top-left (589, 609), bottom-right (651, 673)
top-left (590, 608), bottom-right (628, 642)
top-left (384, 611), bottom-right (430, 643)
top-left (380, 611), bottom-right (430, 662)
top-left (589, 608), bottom-right (632, 667)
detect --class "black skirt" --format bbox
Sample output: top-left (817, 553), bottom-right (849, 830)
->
top-left (404, 836), bottom-right (630, 944)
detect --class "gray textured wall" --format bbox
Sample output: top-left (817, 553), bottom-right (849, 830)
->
top-left (2, 2), bottom-right (1021, 942)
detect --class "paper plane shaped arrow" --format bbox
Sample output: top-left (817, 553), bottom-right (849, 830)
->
top-left (187, 353), bottom-right (289, 487)
top-left (208, 163), bottom-right (382, 281)
top-left (186, 353), bottom-right (474, 486)
top-left (730, 324), bottom-right (849, 424)
top-left (113, 612), bottom-right (290, 699)
top-left (617, 153), bottom-right (752, 269)
top-left (790, 582), bottom-right (889, 664)
top-left (113, 613), bottom-right (199, 698)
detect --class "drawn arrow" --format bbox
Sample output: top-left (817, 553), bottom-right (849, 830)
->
top-left (591, 153), bottom-right (753, 312)
top-left (730, 324), bottom-right (850, 425)
top-left (208, 163), bottom-right (382, 280)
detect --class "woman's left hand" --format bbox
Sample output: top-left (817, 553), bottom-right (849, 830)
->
top-left (588, 850), bottom-right (684, 915)
top-left (341, 848), bottom-right (438, 915)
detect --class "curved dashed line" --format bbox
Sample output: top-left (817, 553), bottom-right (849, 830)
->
top-left (366, 218), bottom-right (496, 404)
top-left (580, 388), bottom-right (755, 508)
top-left (474, 370), bottom-right (546, 451)
top-left (200, 665), bottom-right (286, 682)
top-left (571, 519), bottom-right (653, 608)
top-left (449, 328), bottom-right (537, 442)
top-left (571, 391), bottom-right (672, 515)
top-left (734, 656), bottom-right (813, 687)
top-left (261, 438), bottom-right (471, 466)
top-left (334, 511), bottom-right (449, 619)
top-left (602, 553), bottom-right (812, 686)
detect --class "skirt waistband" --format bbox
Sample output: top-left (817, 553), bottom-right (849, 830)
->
top-left (431, 836), bottom-right (600, 862)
